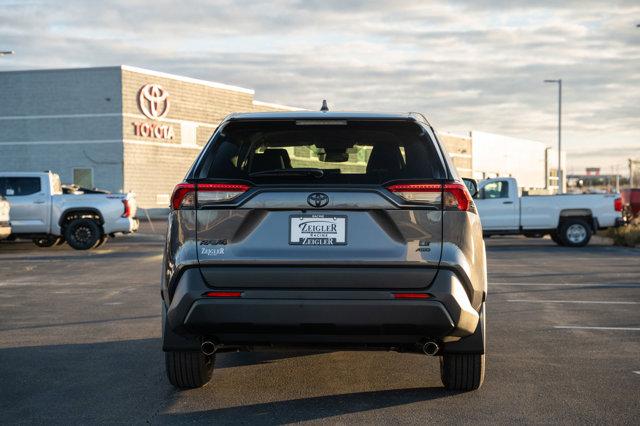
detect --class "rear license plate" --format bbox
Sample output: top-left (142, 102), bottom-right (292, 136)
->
top-left (289, 215), bottom-right (347, 245)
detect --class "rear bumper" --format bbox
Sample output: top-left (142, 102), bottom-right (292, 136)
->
top-left (163, 268), bottom-right (482, 353)
top-left (105, 217), bottom-right (138, 234)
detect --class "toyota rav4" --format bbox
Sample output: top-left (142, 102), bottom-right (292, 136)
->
top-left (162, 111), bottom-right (487, 391)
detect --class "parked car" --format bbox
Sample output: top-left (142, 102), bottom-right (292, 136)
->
top-left (475, 177), bottom-right (624, 247)
top-left (162, 111), bottom-right (487, 392)
top-left (0, 195), bottom-right (10, 240)
top-left (0, 171), bottom-right (138, 249)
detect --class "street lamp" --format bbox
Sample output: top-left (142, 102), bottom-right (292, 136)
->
top-left (0, 51), bottom-right (14, 57)
top-left (544, 79), bottom-right (563, 194)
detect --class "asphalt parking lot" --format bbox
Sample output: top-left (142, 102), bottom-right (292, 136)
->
top-left (0, 227), bottom-right (638, 424)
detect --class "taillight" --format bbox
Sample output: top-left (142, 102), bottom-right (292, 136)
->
top-left (171, 183), bottom-right (196, 210)
top-left (197, 183), bottom-right (251, 204)
top-left (386, 182), bottom-right (473, 211)
top-left (170, 182), bottom-right (250, 210)
top-left (386, 183), bottom-right (442, 204)
top-left (614, 197), bottom-right (623, 212)
top-left (121, 199), bottom-right (131, 218)
top-left (443, 183), bottom-right (472, 211)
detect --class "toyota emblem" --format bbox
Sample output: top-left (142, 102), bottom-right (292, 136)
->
top-left (307, 193), bottom-right (329, 208)
top-left (139, 84), bottom-right (170, 119)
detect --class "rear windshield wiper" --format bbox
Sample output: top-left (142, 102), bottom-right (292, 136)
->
top-left (249, 168), bottom-right (325, 178)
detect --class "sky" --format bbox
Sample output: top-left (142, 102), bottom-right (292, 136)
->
top-left (1, 0), bottom-right (639, 174)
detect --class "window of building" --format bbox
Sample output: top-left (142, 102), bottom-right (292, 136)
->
top-left (0, 177), bottom-right (42, 196)
top-left (73, 168), bottom-right (94, 189)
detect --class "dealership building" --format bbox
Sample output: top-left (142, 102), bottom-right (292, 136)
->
top-left (0, 65), bottom-right (562, 215)
top-left (0, 65), bottom-right (301, 214)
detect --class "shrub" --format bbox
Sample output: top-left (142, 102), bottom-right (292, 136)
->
top-left (607, 217), bottom-right (640, 247)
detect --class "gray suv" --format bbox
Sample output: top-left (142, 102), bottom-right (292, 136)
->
top-left (162, 112), bottom-right (487, 391)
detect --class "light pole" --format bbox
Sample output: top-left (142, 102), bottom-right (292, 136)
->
top-left (0, 50), bottom-right (14, 57)
top-left (544, 79), bottom-right (563, 194)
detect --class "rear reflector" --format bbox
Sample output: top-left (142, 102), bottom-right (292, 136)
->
top-left (170, 182), bottom-right (250, 210)
top-left (386, 182), bottom-right (473, 211)
top-left (393, 293), bottom-right (431, 299)
top-left (203, 291), bottom-right (243, 298)
top-left (614, 197), bottom-right (623, 212)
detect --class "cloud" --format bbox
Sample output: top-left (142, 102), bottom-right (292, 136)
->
top-left (1, 0), bottom-right (639, 173)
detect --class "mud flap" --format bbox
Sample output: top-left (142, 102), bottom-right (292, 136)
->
top-left (162, 302), bottom-right (201, 352)
top-left (442, 302), bottom-right (485, 354)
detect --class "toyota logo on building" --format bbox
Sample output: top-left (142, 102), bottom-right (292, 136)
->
top-left (307, 193), bottom-right (329, 208)
top-left (139, 84), bottom-right (170, 119)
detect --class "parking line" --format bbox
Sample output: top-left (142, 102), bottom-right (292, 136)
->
top-left (554, 326), bottom-right (640, 331)
top-left (508, 300), bottom-right (639, 305)
top-left (634, 371), bottom-right (640, 375)
top-left (491, 283), bottom-right (640, 287)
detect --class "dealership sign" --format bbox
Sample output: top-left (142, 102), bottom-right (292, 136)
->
top-left (133, 84), bottom-right (175, 140)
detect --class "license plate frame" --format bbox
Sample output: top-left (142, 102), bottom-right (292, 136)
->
top-left (289, 214), bottom-right (347, 246)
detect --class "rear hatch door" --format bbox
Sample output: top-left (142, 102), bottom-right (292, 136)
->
top-left (189, 119), bottom-right (449, 289)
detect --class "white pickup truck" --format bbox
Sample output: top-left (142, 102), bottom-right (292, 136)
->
top-left (474, 177), bottom-right (624, 247)
top-left (0, 172), bottom-right (138, 250)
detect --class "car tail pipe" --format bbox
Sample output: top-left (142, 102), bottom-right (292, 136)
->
top-left (201, 341), bottom-right (218, 356)
top-left (422, 341), bottom-right (440, 356)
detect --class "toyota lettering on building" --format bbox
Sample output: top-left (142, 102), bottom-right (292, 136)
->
top-left (132, 83), bottom-right (175, 140)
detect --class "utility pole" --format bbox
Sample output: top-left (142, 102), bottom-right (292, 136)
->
top-left (544, 79), bottom-right (563, 194)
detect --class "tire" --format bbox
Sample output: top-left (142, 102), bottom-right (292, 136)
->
top-left (558, 219), bottom-right (592, 247)
top-left (165, 351), bottom-right (214, 389)
top-left (550, 232), bottom-right (564, 246)
top-left (64, 218), bottom-right (102, 250)
top-left (33, 236), bottom-right (62, 248)
top-left (440, 353), bottom-right (485, 391)
top-left (94, 234), bottom-right (108, 249)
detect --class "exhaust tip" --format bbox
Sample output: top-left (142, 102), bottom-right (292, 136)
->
top-left (423, 341), bottom-right (439, 356)
top-left (201, 341), bottom-right (217, 356)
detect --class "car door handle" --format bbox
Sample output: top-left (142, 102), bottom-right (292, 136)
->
top-left (502, 201), bottom-right (513, 204)
top-left (33, 200), bottom-right (46, 204)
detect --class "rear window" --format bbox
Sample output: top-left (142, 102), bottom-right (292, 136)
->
top-left (195, 120), bottom-right (445, 184)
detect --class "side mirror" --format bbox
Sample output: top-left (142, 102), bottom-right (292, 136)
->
top-left (462, 178), bottom-right (478, 198)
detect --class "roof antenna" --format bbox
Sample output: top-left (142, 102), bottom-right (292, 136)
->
top-left (320, 100), bottom-right (329, 112)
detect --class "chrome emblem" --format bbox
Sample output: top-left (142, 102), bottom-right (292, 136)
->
top-left (307, 192), bottom-right (329, 208)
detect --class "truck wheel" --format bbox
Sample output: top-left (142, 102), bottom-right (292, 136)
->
top-left (94, 234), bottom-right (108, 249)
top-left (33, 236), bottom-right (62, 248)
top-left (440, 353), bottom-right (485, 391)
top-left (64, 218), bottom-right (102, 250)
top-left (165, 351), bottom-right (214, 389)
top-left (558, 219), bottom-right (592, 247)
